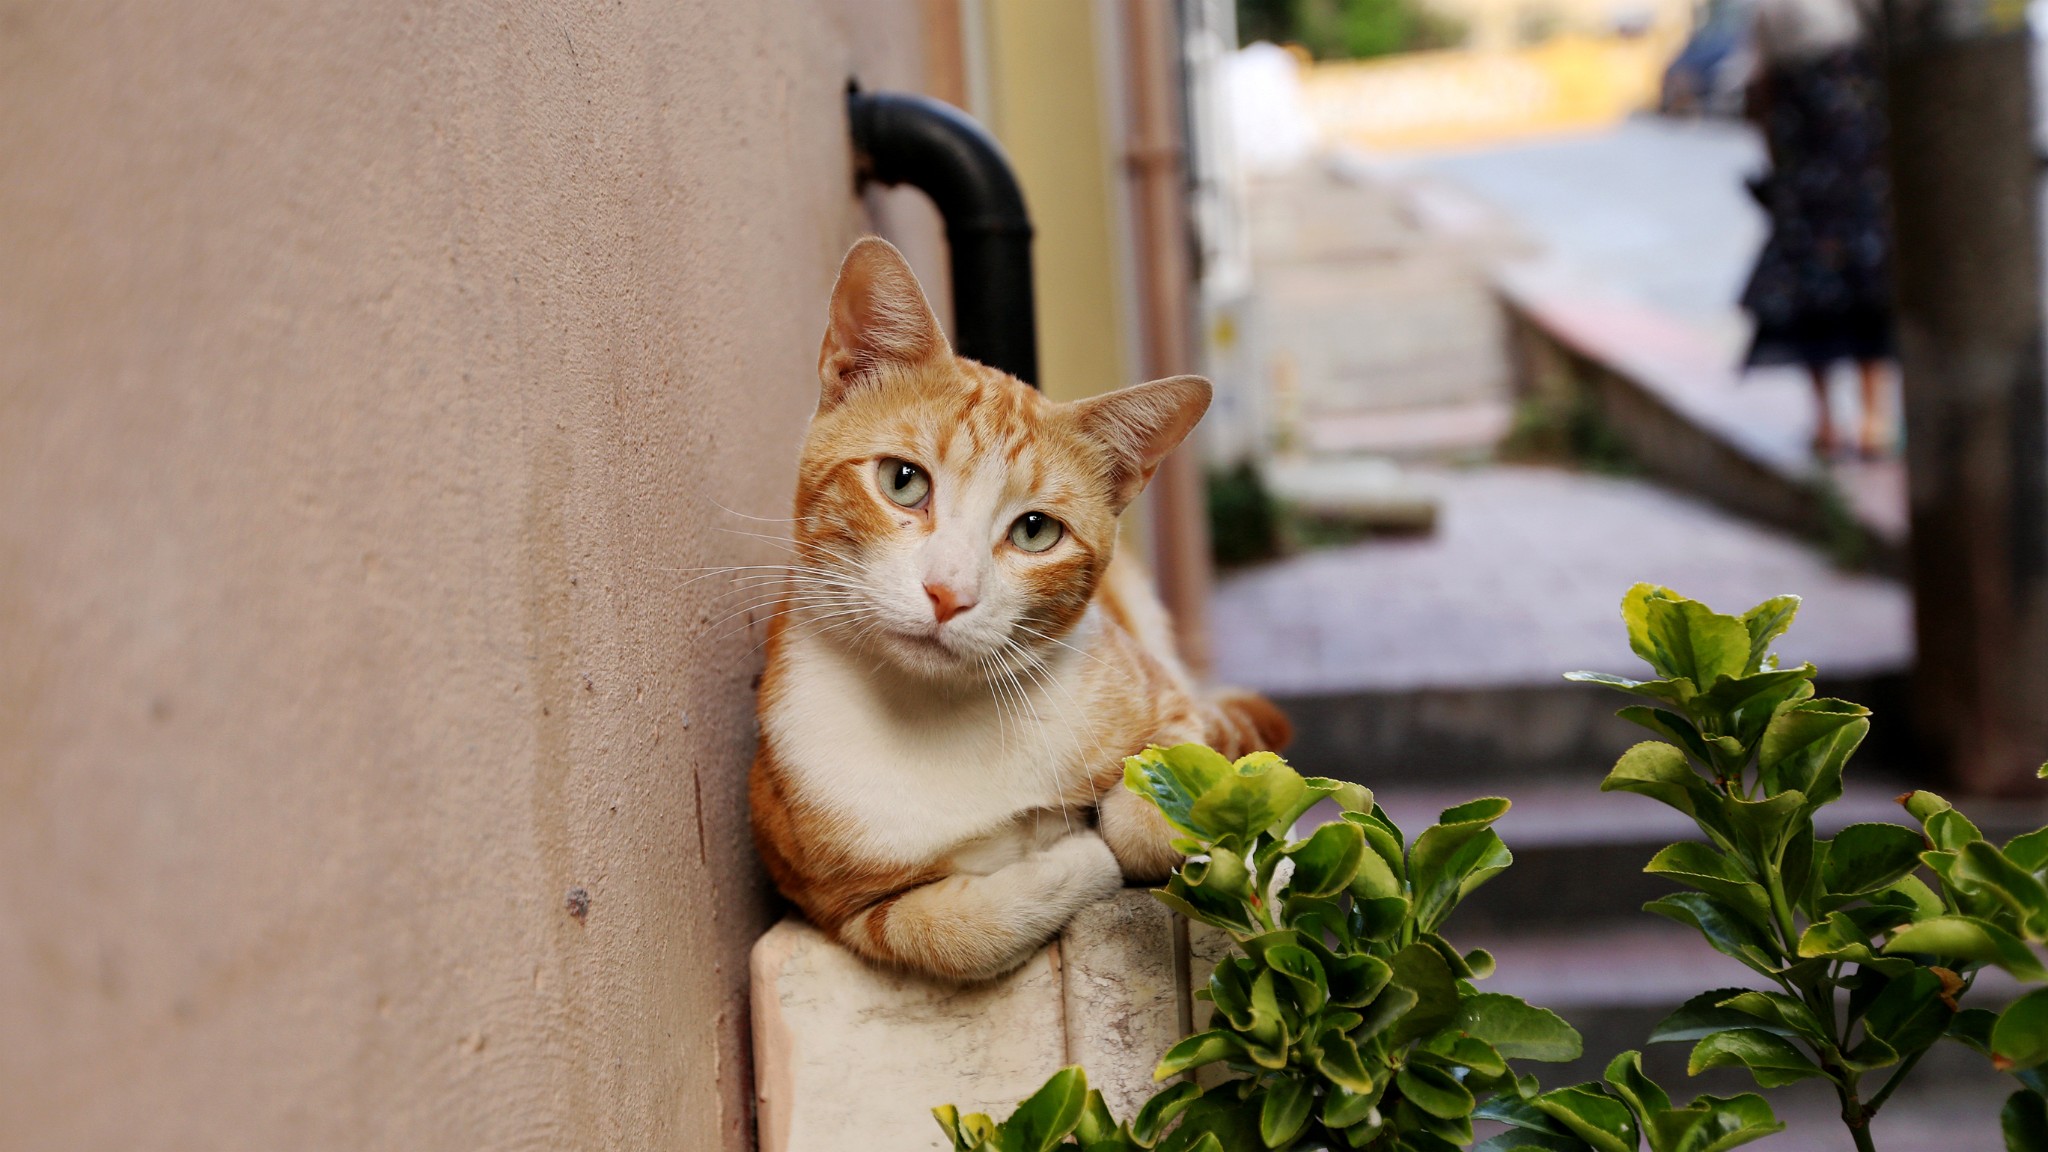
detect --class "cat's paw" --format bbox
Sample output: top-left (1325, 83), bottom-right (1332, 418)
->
top-left (1050, 831), bottom-right (1125, 904)
top-left (1097, 784), bottom-right (1184, 883)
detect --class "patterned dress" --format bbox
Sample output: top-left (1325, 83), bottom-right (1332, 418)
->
top-left (1740, 45), bottom-right (1896, 369)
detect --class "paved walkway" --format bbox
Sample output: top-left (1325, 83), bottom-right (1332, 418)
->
top-left (1211, 464), bottom-right (1911, 694)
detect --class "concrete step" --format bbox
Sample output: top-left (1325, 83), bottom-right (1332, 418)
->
top-left (1456, 921), bottom-right (2026, 1150)
top-left (1273, 672), bottom-right (1913, 790)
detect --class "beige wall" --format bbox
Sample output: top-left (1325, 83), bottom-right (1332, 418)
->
top-left (0, 3), bottom-right (940, 1149)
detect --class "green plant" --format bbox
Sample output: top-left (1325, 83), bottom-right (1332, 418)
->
top-left (1475, 1050), bottom-right (1784, 1152)
top-left (1207, 461), bottom-right (1281, 569)
top-left (939, 745), bottom-right (1586, 1151)
top-left (1564, 584), bottom-right (2048, 1152)
top-left (1885, 778), bottom-right (2048, 1151)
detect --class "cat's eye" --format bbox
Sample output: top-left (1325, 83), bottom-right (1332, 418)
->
top-left (878, 458), bottom-right (931, 508)
top-left (1009, 512), bottom-right (1063, 553)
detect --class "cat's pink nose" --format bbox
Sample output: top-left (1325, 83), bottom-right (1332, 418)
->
top-left (924, 582), bottom-right (976, 624)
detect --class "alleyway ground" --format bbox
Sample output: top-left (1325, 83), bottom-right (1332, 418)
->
top-left (1206, 117), bottom-right (2033, 1150)
top-left (1215, 114), bottom-right (1910, 699)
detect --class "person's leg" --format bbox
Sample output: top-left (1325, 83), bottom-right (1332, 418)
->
top-left (1808, 362), bottom-right (1835, 458)
top-left (1856, 359), bottom-right (1887, 457)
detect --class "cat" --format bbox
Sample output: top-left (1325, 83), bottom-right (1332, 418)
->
top-left (748, 237), bottom-right (1291, 982)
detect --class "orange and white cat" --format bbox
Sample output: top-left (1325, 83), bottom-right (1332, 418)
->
top-left (749, 238), bottom-right (1290, 982)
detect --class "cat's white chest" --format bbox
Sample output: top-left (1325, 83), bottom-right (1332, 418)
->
top-left (764, 634), bottom-right (1096, 865)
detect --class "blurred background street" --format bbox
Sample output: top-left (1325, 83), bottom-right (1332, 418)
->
top-left (1190, 4), bottom-right (2048, 1145)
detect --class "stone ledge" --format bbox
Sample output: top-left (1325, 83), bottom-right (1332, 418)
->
top-left (751, 890), bottom-right (1185, 1152)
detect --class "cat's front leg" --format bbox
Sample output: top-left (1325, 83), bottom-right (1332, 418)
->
top-left (840, 831), bottom-right (1122, 982)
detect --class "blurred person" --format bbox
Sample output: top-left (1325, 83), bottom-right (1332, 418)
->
top-left (1738, 0), bottom-right (1895, 459)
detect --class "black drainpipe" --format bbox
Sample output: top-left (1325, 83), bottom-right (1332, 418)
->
top-left (847, 86), bottom-right (1040, 388)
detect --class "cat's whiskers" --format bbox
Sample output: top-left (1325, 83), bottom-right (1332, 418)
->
top-left (707, 591), bottom-right (861, 640)
top-left (1002, 635), bottom-right (1115, 820)
top-left (706, 498), bottom-right (819, 526)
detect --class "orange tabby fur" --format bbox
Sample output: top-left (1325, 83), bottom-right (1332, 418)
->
top-left (748, 238), bottom-right (1290, 982)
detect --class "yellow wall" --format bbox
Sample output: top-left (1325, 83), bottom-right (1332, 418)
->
top-left (981, 0), bottom-right (1134, 403)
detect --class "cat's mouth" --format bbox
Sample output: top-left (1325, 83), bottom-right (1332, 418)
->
top-left (879, 620), bottom-right (984, 670)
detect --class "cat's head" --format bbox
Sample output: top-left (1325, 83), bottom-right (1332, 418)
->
top-left (788, 236), bottom-right (1208, 681)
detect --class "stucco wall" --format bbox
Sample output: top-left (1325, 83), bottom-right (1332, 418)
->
top-left (0, 3), bottom-right (937, 1148)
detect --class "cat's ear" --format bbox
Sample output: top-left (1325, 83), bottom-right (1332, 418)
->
top-left (1072, 375), bottom-right (1212, 509)
top-left (818, 236), bottom-right (949, 408)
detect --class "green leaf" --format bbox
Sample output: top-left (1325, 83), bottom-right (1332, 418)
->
top-left (1719, 790), bottom-right (1807, 866)
top-left (1622, 582), bottom-right (1680, 665)
top-left (1533, 1084), bottom-right (1639, 1152)
top-left (1645, 841), bottom-right (1773, 928)
top-left (1647, 892), bottom-right (1782, 975)
top-left (1651, 989), bottom-right (1798, 1043)
top-left (1348, 840), bottom-right (1402, 901)
top-left (1158, 1092), bottom-right (1263, 1152)
top-left (1822, 823), bottom-right (1927, 896)
top-left (1687, 1028), bottom-right (1825, 1087)
top-left (1314, 1033), bottom-right (1377, 1094)
top-left (1756, 700), bottom-right (1866, 804)
top-left (1353, 895), bottom-right (1409, 942)
top-left (1314, 777), bottom-right (1376, 815)
top-left (1408, 799), bottom-right (1513, 930)
top-left (1263, 944), bottom-right (1329, 1015)
top-left (1476, 1093), bottom-right (1575, 1134)
top-left (1884, 915), bottom-right (2048, 980)
top-left (1399, 1063), bottom-right (1476, 1119)
top-left (2006, 827), bottom-right (2048, 873)
top-left (1618, 706), bottom-right (1717, 765)
top-left (1564, 669), bottom-right (1698, 707)
top-left (1323, 952), bottom-right (1393, 1009)
top-left (1602, 742), bottom-right (1722, 825)
top-left (1473, 1130), bottom-right (1596, 1152)
top-left (1389, 942), bottom-right (1460, 1043)
top-left (1259, 1075), bottom-right (1314, 1149)
top-left (1155, 1030), bottom-right (1243, 1080)
top-left (1456, 992), bottom-right (1584, 1061)
top-left (1949, 1007), bottom-right (1999, 1055)
top-left (1283, 819), bottom-right (1365, 899)
top-left (1796, 910), bottom-right (1917, 976)
top-left (1425, 1034), bottom-right (1508, 1078)
top-left (1353, 979), bottom-right (1418, 1045)
top-left (1739, 594), bottom-right (1801, 673)
top-left (1180, 844), bottom-right (1251, 901)
top-left (1187, 751), bottom-right (1307, 843)
top-left (1345, 810), bottom-right (1408, 880)
top-left (1004, 1066), bottom-right (1090, 1152)
top-left (1131, 1081), bottom-right (1200, 1145)
top-left (1677, 1093), bottom-right (1785, 1152)
top-left (1154, 875), bottom-right (1258, 935)
top-left (1694, 665), bottom-right (1818, 749)
top-left (1320, 1082), bottom-right (1380, 1130)
top-left (1634, 591), bottom-right (1751, 686)
top-left (1125, 744), bottom-right (1234, 837)
top-left (1716, 991), bottom-right (1829, 1045)
top-left (2004, 1088), bottom-right (2048, 1152)
top-left (1953, 840), bottom-right (2048, 936)
top-left (1277, 775), bottom-right (1352, 832)
top-left (1075, 1090), bottom-right (1124, 1147)
top-left (1993, 989), bottom-right (2048, 1072)
top-left (1601, 1050), bottom-right (1671, 1118)
top-left (1860, 966), bottom-right (1955, 1059)
top-left (933, 1104), bottom-right (969, 1151)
